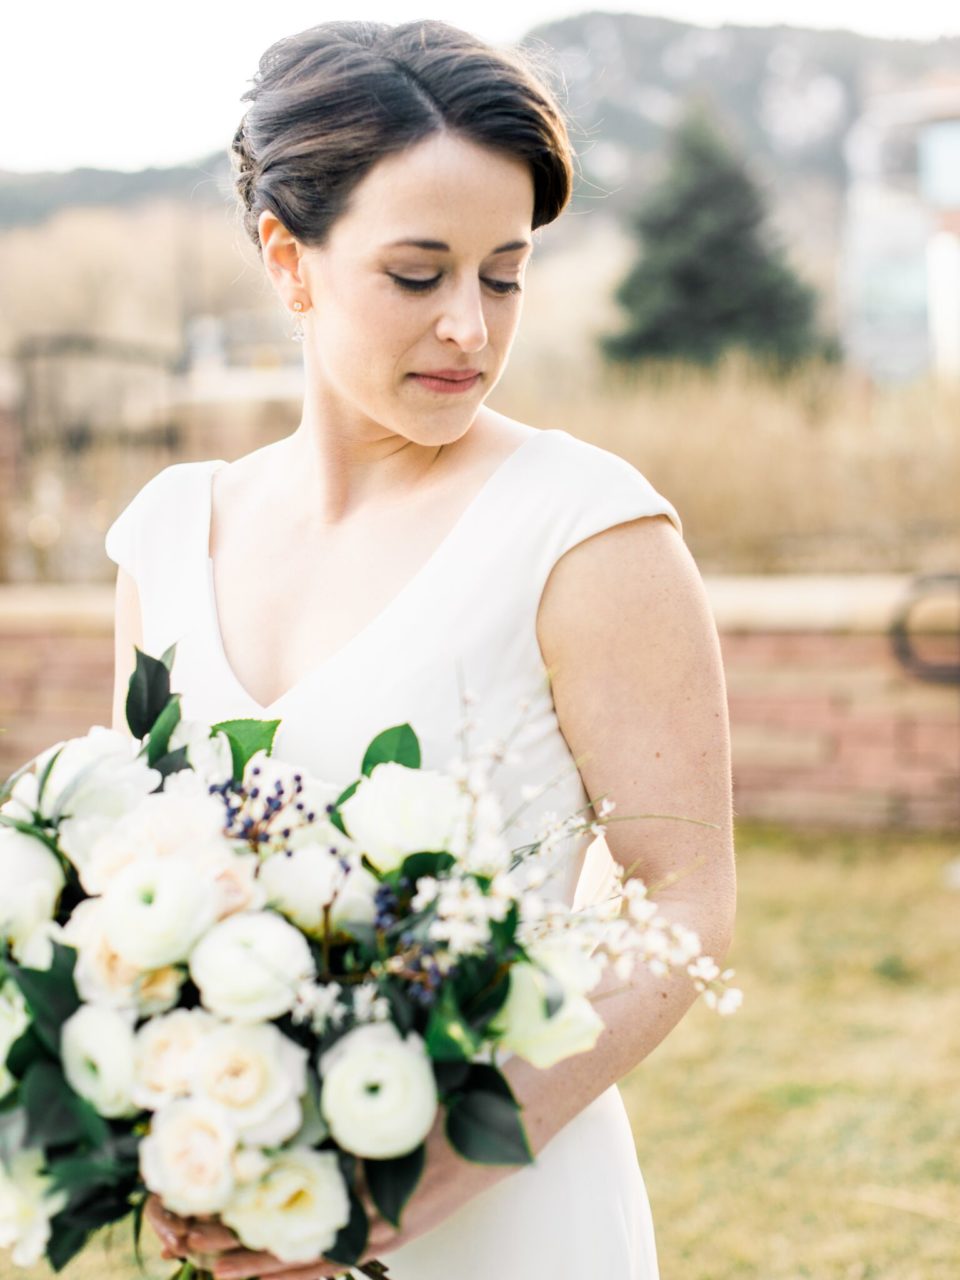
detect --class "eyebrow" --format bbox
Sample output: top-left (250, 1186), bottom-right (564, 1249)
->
top-left (385, 238), bottom-right (532, 254)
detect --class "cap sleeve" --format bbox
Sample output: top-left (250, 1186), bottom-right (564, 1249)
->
top-left (104, 465), bottom-right (179, 581)
top-left (531, 433), bottom-right (683, 596)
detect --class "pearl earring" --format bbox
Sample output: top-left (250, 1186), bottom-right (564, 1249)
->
top-left (291, 300), bottom-right (306, 343)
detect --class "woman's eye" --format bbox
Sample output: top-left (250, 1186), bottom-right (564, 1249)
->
top-left (388, 273), bottom-right (522, 296)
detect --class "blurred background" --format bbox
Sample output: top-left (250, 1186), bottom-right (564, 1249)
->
top-left (1, 2), bottom-right (958, 1277)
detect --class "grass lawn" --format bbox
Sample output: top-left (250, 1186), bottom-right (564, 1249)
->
top-left (624, 822), bottom-right (960, 1280)
top-left (11, 823), bottom-right (959, 1280)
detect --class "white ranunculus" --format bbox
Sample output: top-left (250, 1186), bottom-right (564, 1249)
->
top-left (329, 863), bottom-right (380, 933)
top-left (14, 920), bottom-right (68, 971)
top-left (0, 1110), bottom-right (69, 1266)
top-left (139, 1098), bottom-right (237, 1216)
top-left (0, 982), bottom-right (29, 1099)
top-left (61, 1004), bottom-right (139, 1118)
top-left (189, 912), bottom-right (315, 1022)
top-left (37, 727), bottom-right (160, 868)
top-left (221, 1147), bottom-right (350, 1264)
top-left (338, 762), bottom-right (470, 874)
top-left (101, 855), bottom-right (219, 969)
top-left (77, 785), bottom-right (228, 895)
top-left (168, 720), bottom-right (235, 787)
top-left (258, 843), bottom-right (345, 934)
top-left (62, 897), bottom-right (180, 1016)
top-left (318, 1023), bottom-right (438, 1159)
top-left (191, 1022), bottom-right (307, 1147)
top-left (0, 827), bottom-right (65, 952)
top-left (132, 1008), bottom-right (216, 1112)
top-left (486, 962), bottom-right (605, 1069)
top-left (0, 771), bottom-right (39, 822)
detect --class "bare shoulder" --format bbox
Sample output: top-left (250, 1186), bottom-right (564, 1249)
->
top-left (537, 512), bottom-right (702, 673)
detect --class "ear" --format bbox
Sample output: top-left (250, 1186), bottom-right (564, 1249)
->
top-left (259, 211), bottom-right (309, 307)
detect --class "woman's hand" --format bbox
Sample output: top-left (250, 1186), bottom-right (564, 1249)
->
top-left (160, 1108), bottom-right (520, 1280)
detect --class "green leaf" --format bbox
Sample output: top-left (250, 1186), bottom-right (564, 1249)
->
top-left (445, 1089), bottom-right (533, 1165)
top-left (361, 723), bottom-right (421, 775)
top-left (149, 744), bottom-right (191, 782)
top-left (46, 1218), bottom-right (91, 1272)
top-left (145, 693), bottom-right (182, 767)
top-left (0, 812), bottom-right (62, 856)
top-left (5, 1023), bottom-right (49, 1078)
top-left (7, 941), bottom-right (81, 1055)
top-left (209, 717), bottom-right (281, 780)
top-left (126, 646), bottom-right (173, 740)
top-left (424, 984), bottom-right (482, 1062)
top-left (433, 1059), bottom-right (471, 1098)
top-left (364, 1144), bottom-right (425, 1228)
top-left (159, 643), bottom-right (177, 672)
top-left (35, 743), bottom-right (66, 810)
top-left (322, 1178), bottom-right (369, 1267)
top-left (397, 851), bottom-right (456, 883)
top-left (328, 779), bottom-right (360, 836)
top-left (22, 1060), bottom-right (110, 1149)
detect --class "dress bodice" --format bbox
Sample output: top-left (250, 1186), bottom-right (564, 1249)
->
top-left (105, 427), bottom-right (682, 908)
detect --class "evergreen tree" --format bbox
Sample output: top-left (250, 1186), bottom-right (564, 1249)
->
top-left (600, 104), bottom-right (830, 372)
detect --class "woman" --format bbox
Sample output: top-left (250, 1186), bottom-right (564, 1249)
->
top-left (105, 18), bottom-right (735, 1280)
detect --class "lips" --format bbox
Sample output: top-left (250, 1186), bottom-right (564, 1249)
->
top-left (413, 369), bottom-right (481, 381)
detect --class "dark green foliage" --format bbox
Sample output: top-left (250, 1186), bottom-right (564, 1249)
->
top-left (364, 1144), bottom-right (426, 1227)
top-left (600, 104), bottom-right (831, 373)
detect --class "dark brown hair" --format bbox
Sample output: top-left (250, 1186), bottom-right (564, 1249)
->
top-left (230, 19), bottom-right (575, 252)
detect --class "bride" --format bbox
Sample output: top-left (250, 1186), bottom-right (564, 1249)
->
top-left (106, 18), bottom-right (735, 1280)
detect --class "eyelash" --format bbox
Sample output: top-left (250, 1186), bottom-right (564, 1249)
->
top-left (388, 273), bottom-right (522, 296)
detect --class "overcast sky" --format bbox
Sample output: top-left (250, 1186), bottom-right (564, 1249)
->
top-left (3, 1), bottom-right (958, 173)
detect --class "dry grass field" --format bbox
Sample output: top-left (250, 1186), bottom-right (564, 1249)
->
top-left (11, 823), bottom-right (957, 1280)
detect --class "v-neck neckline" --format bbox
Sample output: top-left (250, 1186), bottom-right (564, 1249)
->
top-left (202, 429), bottom-right (553, 714)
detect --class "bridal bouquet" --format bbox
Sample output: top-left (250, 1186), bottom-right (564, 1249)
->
top-left (0, 645), bottom-right (740, 1279)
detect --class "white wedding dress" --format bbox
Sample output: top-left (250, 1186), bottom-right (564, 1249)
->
top-left (105, 425), bottom-right (682, 1279)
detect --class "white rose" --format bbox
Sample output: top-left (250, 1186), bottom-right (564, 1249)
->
top-left (0, 982), bottom-right (29, 1098)
top-left (139, 1098), bottom-right (237, 1216)
top-left (132, 1007), bottom-right (216, 1111)
top-left (192, 1022), bottom-right (307, 1147)
top-left (101, 855), bottom-right (220, 969)
top-left (168, 720), bottom-right (235, 787)
top-left (61, 1004), bottom-right (139, 1118)
top-left (198, 849), bottom-right (267, 920)
top-left (319, 1023), bottom-right (438, 1158)
top-left (258, 844), bottom-right (344, 934)
top-left (339, 762), bottom-right (469, 874)
top-left (189, 912), bottom-right (315, 1022)
top-left (15, 920), bottom-right (68, 971)
top-left (78, 785), bottom-right (228, 894)
top-left (486, 962), bottom-right (605, 1069)
top-left (221, 1147), bottom-right (350, 1264)
top-left (0, 1111), bottom-right (69, 1267)
top-left (0, 827), bottom-right (65, 952)
top-left (0, 772), bottom-right (39, 822)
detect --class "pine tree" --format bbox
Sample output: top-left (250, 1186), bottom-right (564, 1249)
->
top-left (600, 104), bottom-right (829, 372)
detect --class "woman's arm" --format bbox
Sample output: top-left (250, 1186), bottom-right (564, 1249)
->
top-left (508, 511), bottom-right (736, 1156)
top-left (111, 567), bottom-right (144, 734)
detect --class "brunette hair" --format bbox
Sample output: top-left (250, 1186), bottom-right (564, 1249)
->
top-left (230, 19), bottom-right (575, 252)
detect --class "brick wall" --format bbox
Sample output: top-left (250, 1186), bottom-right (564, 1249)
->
top-left (1, 577), bottom-right (957, 831)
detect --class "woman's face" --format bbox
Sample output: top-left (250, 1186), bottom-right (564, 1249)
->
top-left (276, 130), bottom-right (536, 445)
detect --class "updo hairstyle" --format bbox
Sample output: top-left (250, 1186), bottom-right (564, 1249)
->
top-left (230, 19), bottom-right (575, 252)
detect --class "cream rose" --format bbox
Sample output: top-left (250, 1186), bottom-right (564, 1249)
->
top-left (139, 1098), bottom-right (237, 1216)
top-left (132, 1007), bottom-right (216, 1111)
top-left (61, 1004), bottom-right (139, 1118)
top-left (191, 1022), bottom-right (307, 1147)
top-left (221, 1147), bottom-right (350, 1264)
top-left (189, 911), bottom-right (315, 1022)
top-left (338, 762), bottom-right (469, 874)
top-left (318, 1022), bottom-right (438, 1158)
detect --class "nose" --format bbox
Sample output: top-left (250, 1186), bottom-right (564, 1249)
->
top-left (434, 278), bottom-right (488, 352)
